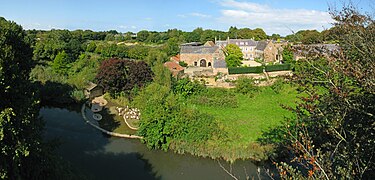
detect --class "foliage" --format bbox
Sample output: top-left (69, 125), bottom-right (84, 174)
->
top-left (0, 17), bottom-right (80, 179)
top-left (282, 46), bottom-right (294, 64)
top-left (235, 76), bottom-right (259, 96)
top-left (265, 64), bottom-right (291, 72)
top-left (178, 61), bottom-right (188, 67)
top-left (267, 6), bottom-right (375, 179)
top-left (224, 44), bottom-right (243, 67)
top-left (133, 82), bottom-right (220, 151)
top-left (228, 66), bottom-right (263, 74)
top-left (52, 51), bottom-right (70, 74)
top-left (189, 88), bottom-right (238, 108)
top-left (96, 58), bottom-right (153, 95)
top-left (172, 78), bottom-right (205, 98)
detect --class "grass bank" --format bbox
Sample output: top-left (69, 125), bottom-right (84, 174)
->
top-left (178, 83), bottom-right (299, 162)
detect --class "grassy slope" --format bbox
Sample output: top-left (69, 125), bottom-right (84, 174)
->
top-left (187, 84), bottom-right (299, 160)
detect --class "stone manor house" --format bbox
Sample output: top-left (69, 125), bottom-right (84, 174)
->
top-left (179, 38), bottom-right (283, 68)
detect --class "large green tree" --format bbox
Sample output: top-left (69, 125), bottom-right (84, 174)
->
top-left (224, 44), bottom-right (243, 67)
top-left (0, 17), bottom-right (74, 179)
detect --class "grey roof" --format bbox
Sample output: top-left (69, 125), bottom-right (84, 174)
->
top-left (181, 42), bottom-right (202, 46)
top-left (228, 39), bottom-right (257, 46)
top-left (213, 60), bottom-right (227, 68)
top-left (255, 41), bottom-right (268, 51)
top-left (85, 82), bottom-right (98, 91)
top-left (180, 46), bottom-right (219, 54)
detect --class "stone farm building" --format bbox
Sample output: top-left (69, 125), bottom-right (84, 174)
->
top-left (180, 38), bottom-right (283, 68)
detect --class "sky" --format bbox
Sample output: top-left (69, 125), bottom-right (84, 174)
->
top-left (0, 0), bottom-right (373, 36)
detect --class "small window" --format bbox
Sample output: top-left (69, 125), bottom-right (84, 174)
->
top-left (208, 62), bottom-right (212, 67)
top-left (194, 62), bottom-right (197, 66)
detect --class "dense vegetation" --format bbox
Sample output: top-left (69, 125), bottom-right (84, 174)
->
top-left (0, 17), bottom-right (84, 179)
top-left (262, 6), bottom-right (375, 179)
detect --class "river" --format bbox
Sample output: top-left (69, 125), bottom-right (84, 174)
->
top-left (41, 106), bottom-right (271, 180)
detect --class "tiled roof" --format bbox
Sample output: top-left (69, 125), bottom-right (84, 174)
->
top-left (180, 46), bottom-right (219, 54)
top-left (170, 54), bottom-right (180, 62)
top-left (164, 61), bottom-right (184, 71)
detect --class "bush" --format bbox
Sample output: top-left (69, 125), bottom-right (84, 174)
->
top-left (228, 66), bottom-right (263, 74)
top-left (235, 76), bottom-right (259, 96)
top-left (265, 64), bottom-right (291, 72)
top-left (179, 61), bottom-right (188, 67)
top-left (189, 88), bottom-right (238, 108)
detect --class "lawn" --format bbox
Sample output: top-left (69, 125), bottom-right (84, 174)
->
top-left (187, 83), bottom-right (299, 160)
top-left (98, 101), bottom-right (137, 135)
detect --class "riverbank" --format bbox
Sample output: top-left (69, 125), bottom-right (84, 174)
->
top-left (81, 103), bottom-right (142, 139)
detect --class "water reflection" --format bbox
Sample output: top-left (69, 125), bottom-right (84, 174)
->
top-left (41, 107), bottom-right (270, 180)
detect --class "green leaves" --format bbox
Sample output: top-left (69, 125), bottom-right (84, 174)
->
top-left (224, 44), bottom-right (243, 67)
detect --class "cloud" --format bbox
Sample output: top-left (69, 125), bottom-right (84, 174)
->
top-left (218, 0), bottom-right (334, 35)
top-left (189, 12), bottom-right (212, 18)
top-left (178, 12), bottom-right (212, 19)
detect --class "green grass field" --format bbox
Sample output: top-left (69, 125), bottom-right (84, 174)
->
top-left (187, 83), bottom-right (299, 160)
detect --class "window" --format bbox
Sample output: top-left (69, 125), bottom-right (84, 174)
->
top-left (194, 62), bottom-right (197, 66)
top-left (245, 42), bottom-right (248, 45)
top-left (208, 62), bottom-right (212, 67)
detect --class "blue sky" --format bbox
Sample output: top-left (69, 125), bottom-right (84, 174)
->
top-left (0, 0), bottom-right (373, 35)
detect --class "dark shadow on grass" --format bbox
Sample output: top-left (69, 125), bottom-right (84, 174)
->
top-left (98, 107), bottom-right (121, 132)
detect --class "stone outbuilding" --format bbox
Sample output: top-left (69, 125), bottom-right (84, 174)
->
top-left (84, 82), bottom-right (103, 100)
top-left (179, 44), bottom-right (225, 68)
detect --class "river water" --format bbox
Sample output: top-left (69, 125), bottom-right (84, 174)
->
top-left (41, 106), bottom-right (271, 180)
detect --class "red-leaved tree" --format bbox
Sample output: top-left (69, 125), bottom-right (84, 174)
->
top-left (96, 58), bottom-right (153, 95)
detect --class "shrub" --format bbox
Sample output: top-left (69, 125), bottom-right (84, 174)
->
top-left (265, 64), bottom-right (291, 72)
top-left (228, 66), bottom-right (263, 74)
top-left (235, 76), bottom-right (259, 96)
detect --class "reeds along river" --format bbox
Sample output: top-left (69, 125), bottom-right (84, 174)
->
top-left (41, 106), bottom-right (272, 180)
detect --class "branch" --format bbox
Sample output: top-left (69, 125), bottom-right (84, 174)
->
top-left (217, 160), bottom-right (238, 180)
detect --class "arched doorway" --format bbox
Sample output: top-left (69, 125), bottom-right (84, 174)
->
top-left (200, 59), bottom-right (206, 67)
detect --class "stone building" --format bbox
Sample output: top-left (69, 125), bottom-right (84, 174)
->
top-left (215, 38), bottom-right (282, 63)
top-left (255, 41), bottom-right (282, 63)
top-left (216, 38), bottom-right (258, 60)
top-left (179, 42), bottom-right (225, 68)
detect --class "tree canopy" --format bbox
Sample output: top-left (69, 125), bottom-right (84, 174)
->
top-left (224, 44), bottom-right (243, 67)
top-left (96, 58), bottom-right (153, 95)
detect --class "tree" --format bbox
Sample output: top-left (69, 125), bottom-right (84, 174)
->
top-left (52, 51), bottom-right (70, 74)
top-left (96, 58), bottom-right (153, 95)
top-left (224, 44), bottom-right (243, 67)
top-left (137, 30), bottom-right (150, 42)
top-left (282, 46), bottom-right (294, 64)
top-left (267, 6), bottom-right (375, 179)
top-left (0, 17), bottom-right (67, 179)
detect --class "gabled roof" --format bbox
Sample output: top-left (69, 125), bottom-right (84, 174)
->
top-left (255, 41), bottom-right (268, 51)
top-left (204, 41), bottom-right (215, 47)
top-left (170, 54), bottom-right (180, 62)
top-left (164, 61), bottom-right (184, 76)
top-left (180, 46), bottom-right (219, 54)
top-left (85, 82), bottom-right (99, 91)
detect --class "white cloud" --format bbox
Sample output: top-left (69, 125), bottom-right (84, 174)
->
top-left (218, 0), bottom-right (334, 35)
top-left (190, 12), bottom-right (212, 18)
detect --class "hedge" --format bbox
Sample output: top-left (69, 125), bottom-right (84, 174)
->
top-left (228, 64), bottom-right (291, 74)
top-left (228, 66), bottom-right (263, 74)
top-left (265, 64), bottom-right (291, 72)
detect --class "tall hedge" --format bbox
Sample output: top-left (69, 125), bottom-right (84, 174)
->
top-left (228, 64), bottom-right (291, 74)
